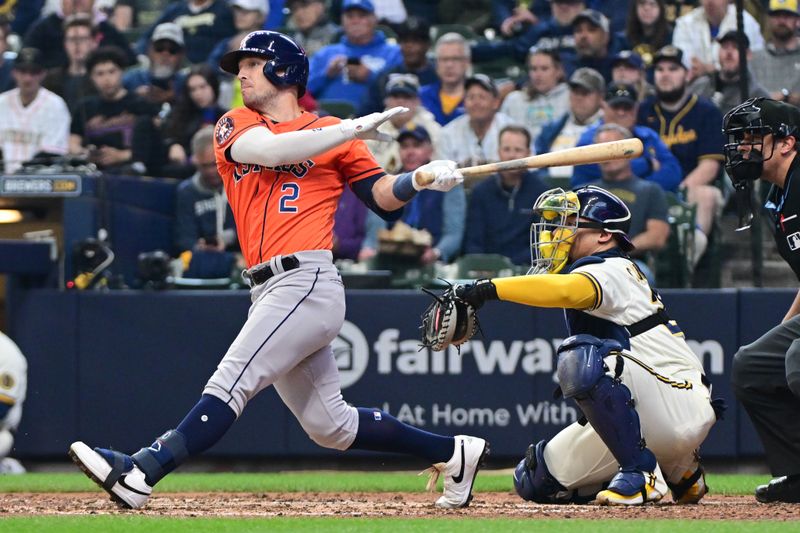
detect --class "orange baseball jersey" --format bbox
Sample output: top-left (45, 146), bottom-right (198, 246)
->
top-left (214, 107), bottom-right (385, 267)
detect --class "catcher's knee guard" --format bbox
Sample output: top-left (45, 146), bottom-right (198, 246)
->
top-left (513, 440), bottom-right (576, 503)
top-left (556, 335), bottom-right (651, 472)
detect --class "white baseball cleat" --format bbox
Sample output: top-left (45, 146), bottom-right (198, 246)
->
top-left (421, 435), bottom-right (490, 509)
top-left (69, 441), bottom-right (152, 509)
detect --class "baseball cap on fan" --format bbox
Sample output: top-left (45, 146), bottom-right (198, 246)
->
top-left (605, 82), bottom-right (638, 106)
top-left (653, 45), bottom-right (686, 68)
top-left (568, 67), bottom-right (605, 94)
top-left (464, 73), bottom-right (499, 96)
top-left (769, 0), bottom-right (800, 16)
top-left (385, 74), bottom-right (420, 97)
top-left (611, 50), bottom-right (644, 70)
top-left (397, 125), bottom-right (432, 143)
top-left (342, 0), bottom-right (375, 13)
top-left (230, 0), bottom-right (269, 15)
top-left (717, 30), bottom-right (750, 48)
top-left (13, 47), bottom-right (44, 73)
top-left (151, 22), bottom-right (184, 47)
top-left (572, 9), bottom-right (610, 33)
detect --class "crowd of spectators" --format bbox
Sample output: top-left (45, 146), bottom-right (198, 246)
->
top-left (0, 0), bottom-right (795, 285)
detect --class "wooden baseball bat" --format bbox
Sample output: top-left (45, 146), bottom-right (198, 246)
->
top-left (415, 138), bottom-right (644, 186)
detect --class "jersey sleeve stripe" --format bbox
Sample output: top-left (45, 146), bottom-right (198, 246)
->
top-left (348, 167), bottom-right (383, 180)
top-left (575, 271), bottom-right (602, 310)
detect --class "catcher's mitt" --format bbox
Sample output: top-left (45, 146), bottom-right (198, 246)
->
top-left (420, 285), bottom-right (480, 352)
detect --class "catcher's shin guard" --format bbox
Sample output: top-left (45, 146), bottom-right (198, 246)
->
top-left (556, 335), bottom-right (666, 504)
top-left (513, 440), bottom-right (582, 503)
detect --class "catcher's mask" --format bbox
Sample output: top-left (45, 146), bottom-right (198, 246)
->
top-left (529, 186), bottom-right (633, 274)
top-left (722, 97), bottom-right (800, 229)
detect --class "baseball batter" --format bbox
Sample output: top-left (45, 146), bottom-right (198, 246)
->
top-left (454, 186), bottom-right (719, 505)
top-left (69, 30), bottom-right (488, 510)
top-left (0, 331), bottom-right (27, 474)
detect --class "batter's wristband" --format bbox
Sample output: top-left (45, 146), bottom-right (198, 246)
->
top-left (392, 172), bottom-right (418, 202)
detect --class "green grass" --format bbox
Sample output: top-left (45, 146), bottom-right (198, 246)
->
top-left (0, 471), bottom-right (772, 495)
top-left (0, 518), bottom-right (798, 533)
top-left (0, 472), bottom-right (794, 532)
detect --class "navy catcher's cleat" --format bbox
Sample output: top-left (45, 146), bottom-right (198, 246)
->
top-left (69, 441), bottom-right (152, 509)
top-left (595, 458), bottom-right (667, 506)
top-left (420, 435), bottom-right (490, 509)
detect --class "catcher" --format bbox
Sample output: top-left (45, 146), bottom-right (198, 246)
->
top-left (421, 185), bottom-right (721, 505)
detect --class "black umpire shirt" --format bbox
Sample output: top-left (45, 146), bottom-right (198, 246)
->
top-left (765, 153), bottom-right (800, 280)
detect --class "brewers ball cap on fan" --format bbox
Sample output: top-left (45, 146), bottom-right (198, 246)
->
top-left (230, 0), bottom-right (269, 15)
top-left (385, 74), bottom-right (420, 97)
top-left (717, 30), bottom-right (750, 48)
top-left (572, 9), bottom-right (610, 33)
top-left (464, 73), bottom-right (498, 96)
top-left (568, 67), bottom-right (605, 93)
top-left (219, 30), bottom-right (309, 96)
top-left (605, 82), bottom-right (638, 106)
top-left (151, 22), bottom-right (184, 47)
top-left (13, 47), bottom-right (44, 72)
top-left (611, 50), bottom-right (644, 70)
top-left (397, 125), bottom-right (432, 143)
top-left (342, 0), bottom-right (375, 13)
top-left (653, 45), bottom-right (686, 68)
top-left (769, 0), bottom-right (800, 16)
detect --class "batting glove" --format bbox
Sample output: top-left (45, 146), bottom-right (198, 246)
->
top-left (412, 160), bottom-right (464, 192)
top-left (340, 106), bottom-right (409, 142)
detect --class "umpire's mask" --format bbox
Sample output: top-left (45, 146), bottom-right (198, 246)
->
top-left (529, 188), bottom-right (580, 275)
top-left (723, 97), bottom-right (800, 229)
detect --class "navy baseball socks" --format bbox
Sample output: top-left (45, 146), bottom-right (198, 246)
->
top-left (69, 394), bottom-right (236, 508)
top-left (131, 394), bottom-right (237, 486)
top-left (350, 407), bottom-right (455, 463)
top-left (350, 408), bottom-right (490, 508)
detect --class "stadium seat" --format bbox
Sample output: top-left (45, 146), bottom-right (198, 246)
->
top-left (456, 253), bottom-right (516, 279)
top-left (430, 24), bottom-right (479, 42)
top-left (655, 193), bottom-right (696, 288)
top-left (318, 99), bottom-right (356, 119)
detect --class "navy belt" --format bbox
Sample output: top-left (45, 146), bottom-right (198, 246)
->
top-left (248, 255), bottom-right (300, 286)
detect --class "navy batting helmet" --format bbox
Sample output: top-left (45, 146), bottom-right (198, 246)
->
top-left (574, 185), bottom-right (633, 251)
top-left (220, 30), bottom-right (309, 97)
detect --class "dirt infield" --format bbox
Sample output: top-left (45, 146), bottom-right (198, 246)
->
top-left (1, 492), bottom-right (798, 520)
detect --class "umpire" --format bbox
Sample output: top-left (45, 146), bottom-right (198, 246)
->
top-left (724, 97), bottom-right (800, 503)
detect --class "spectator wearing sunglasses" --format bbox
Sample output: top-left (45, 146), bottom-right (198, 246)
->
top-left (123, 23), bottom-right (187, 106)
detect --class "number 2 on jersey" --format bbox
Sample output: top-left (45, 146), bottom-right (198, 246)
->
top-left (279, 182), bottom-right (300, 213)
